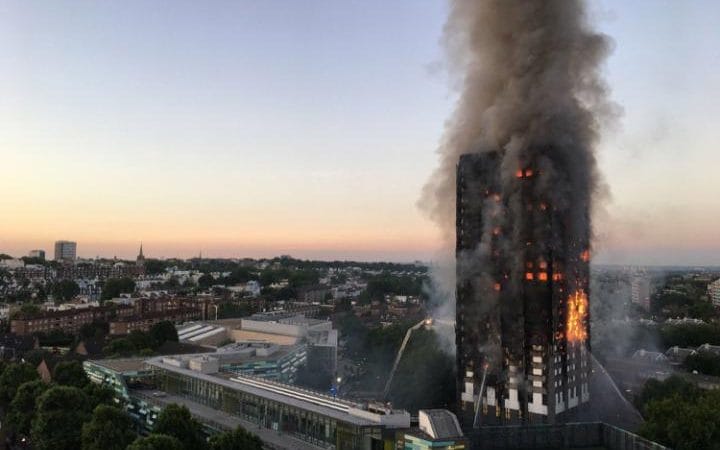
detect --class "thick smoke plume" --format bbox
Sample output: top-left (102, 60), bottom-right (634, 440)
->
top-left (422, 0), bottom-right (615, 320)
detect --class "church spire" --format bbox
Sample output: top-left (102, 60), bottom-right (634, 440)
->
top-left (136, 242), bottom-right (146, 267)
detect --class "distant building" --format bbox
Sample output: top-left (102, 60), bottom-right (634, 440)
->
top-left (109, 308), bottom-right (201, 336)
top-left (54, 240), bottom-right (77, 261)
top-left (708, 279), bottom-right (720, 307)
top-left (631, 276), bottom-right (651, 310)
top-left (28, 249), bottom-right (46, 260)
top-left (0, 259), bottom-right (23, 269)
top-left (136, 243), bottom-right (146, 273)
top-left (11, 305), bottom-right (135, 336)
top-left (665, 346), bottom-right (697, 365)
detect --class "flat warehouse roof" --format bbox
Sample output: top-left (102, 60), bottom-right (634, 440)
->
top-left (87, 358), bottom-right (148, 374)
top-left (145, 357), bottom-right (378, 426)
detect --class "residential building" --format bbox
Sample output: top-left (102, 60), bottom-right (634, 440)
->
top-left (109, 308), bottom-right (202, 336)
top-left (709, 278), bottom-right (720, 307)
top-left (631, 276), bottom-right (651, 310)
top-left (11, 305), bottom-right (135, 336)
top-left (28, 249), bottom-right (46, 260)
top-left (456, 153), bottom-right (591, 427)
top-left (54, 240), bottom-right (77, 261)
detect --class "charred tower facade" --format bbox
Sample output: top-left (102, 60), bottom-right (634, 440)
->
top-left (456, 152), bottom-right (591, 427)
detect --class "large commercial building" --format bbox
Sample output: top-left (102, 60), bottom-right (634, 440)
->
top-left (54, 240), bottom-right (77, 261)
top-left (84, 354), bottom-right (414, 450)
top-left (456, 153), bottom-right (591, 427)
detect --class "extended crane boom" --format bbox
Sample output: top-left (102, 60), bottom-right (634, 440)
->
top-left (382, 318), bottom-right (432, 400)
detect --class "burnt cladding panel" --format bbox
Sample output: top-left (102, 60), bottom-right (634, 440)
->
top-left (456, 152), bottom-right (502, 426)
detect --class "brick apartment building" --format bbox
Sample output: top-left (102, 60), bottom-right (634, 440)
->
top-left (10, 305), bottom-right (135, 336)
top-left (109, 308), bottom-right (201, 336)
top-left (10, 296), bottom-right (210, 337)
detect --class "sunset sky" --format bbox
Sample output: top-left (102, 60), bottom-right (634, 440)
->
top-left (1, 1), bottom-right (719, 264)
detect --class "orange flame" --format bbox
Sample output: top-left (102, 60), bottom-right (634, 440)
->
top-left (580, 250), bottom-right (590, 263)
top-left (566, 290), bottom-right (588, 343)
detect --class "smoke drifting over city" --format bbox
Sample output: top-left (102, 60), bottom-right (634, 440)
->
top-left (422, 0), bottom-right (615, 309)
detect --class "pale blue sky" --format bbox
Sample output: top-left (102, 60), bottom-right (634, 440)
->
top-left (0, 1), bottom-right (718, 264)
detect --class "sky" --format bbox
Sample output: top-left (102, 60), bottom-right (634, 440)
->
top-left (0, 1), bottom-right (718, 264)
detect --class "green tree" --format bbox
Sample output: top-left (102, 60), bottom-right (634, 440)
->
top-left (103, 338), bottom-right (136, 357)
top-left (10, 303), bottom-right (41, 320)
top-left (81, 404), bottom-right (137, 450)
top-left (52, 280), bottom-right (80, 302)
top-left (83, 382), bottom-right (115, 409)
top-left (153, 404), bottom-right (207, 450)
top-left (127, 330), bottom-right (156, 350)
top-left (79, 321), bottom-right (109, 340)
top-left (127, 434), bottom-right (184, 450)
top-left (0, 362), bottom-right (40, 404)
top-left (144, 259), bottom-right (168, 275)
top-left (684, 352), bottom-right (720, 376)
top-left (5, 380), bottom-right (49, 438)
top-left (639, 390), bottom-right (720, 450)
top-left (150, 321), bottom-right (179, 346)
top-left (23, 349), bottom-right (54, 367)
top-left (208, 427), bottom-right (262, 450)
top-left (101, 277), bottom-right (136, 300)
top-left (198, 273), bottom-right (215, 289)
top-left (634, 376), bottom-right (700, 415)
top-left (31, 386), bottom-right (91, 450)
top-left (53, 360), bottom-right (90, 388)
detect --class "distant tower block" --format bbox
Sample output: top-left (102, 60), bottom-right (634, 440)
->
top-left (455, 152), bottom-right (591, 427)
top-left (54, 240), bottom-right (77, 261)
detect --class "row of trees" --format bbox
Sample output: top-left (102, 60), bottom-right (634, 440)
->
top-left (636, 376), bottom-right (720, 449)
top-left (1, 360), bottom-right (117, 449)
top-left (103, 321), bottom-right (179, 357)
top-left (4, 276), bottom-right (137, 305)
top-left (128, 404), bottom-right (262, 450)
top-left (358, 272), bottom-right (426, 304)
top-left (0, 359), bottom-right (262, 450)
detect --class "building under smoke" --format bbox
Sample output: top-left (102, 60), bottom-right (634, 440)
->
top-left (456, 152), bottom-right (591, 427)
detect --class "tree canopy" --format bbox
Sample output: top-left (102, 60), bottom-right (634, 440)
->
top-left (0, 362), bottom-right (40, 404)
top-left (53, 360), bottom-right (90, 388)
top-left (149, 321), bottom-right (179, 346)
top-left (127, 434), bottom-right (185, 450)
top-left (208, 427), bottom-right (262, 450)
top-left (153, 404), bottom-right (207, 450)
top-left (636, 376), bottom-right (720, 449)
top-left (52, 280), bottom-right (80, 302)
top-left (31, 385), bottom-right (91, 450)
top-left (81, 404), bottom-right (137, 450)
top-left (101, 277), bottom-right (136, 300)
top-left (5, 380), bottom-right (49, 438)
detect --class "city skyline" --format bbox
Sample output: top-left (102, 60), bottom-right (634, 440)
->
top-left (2, 1), bottom-right (720, 265)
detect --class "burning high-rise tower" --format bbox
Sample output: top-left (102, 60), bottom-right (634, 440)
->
top-left (419, 0), bottom-right (611, 427)
top-left (456, 152), bottom-right (591, 426)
